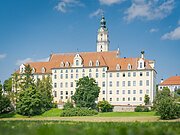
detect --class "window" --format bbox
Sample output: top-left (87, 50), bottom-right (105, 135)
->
top-left (76, 74), bottom-right (78, 79)
top-left (54, 75), bottom-right (57, 79)
top-left (122, 81), bottom-right (125, 87)
top-left (60, 96), bottom-right (63, 99)
top-left (54, 91), bottom-right (57, 97)
top-left (128, 90), bottom-right (131, 94)
top-left (82, 74), bottom-right (85, 77)
top-left (117, 73), bottom-right (119, 77)
top-left (109, 73), bottom-right (112, 77)
top-left (96, 68), bottom-right (98, 72)
top-left (70, 82), bottom-right (73, 87)
top-left (102, 73), bottom-right (105, 78)
top-left (65, 62), bottom-right (69, 67)
top-left (123, 97), bottom-right (125, 101)
top-left (89, 61), bottom-right (93, 66)
top-left (103, 98), bottom-right (105, 101)
top-left (82, 69), bottom-right (85, 72)
top-left (140, 62), bottom-right (143, 68)
top-left (123, 73), bottom-right (125, 77)
top-left (96, 73), bottom-right (98, 78)
top-left (65, 74), bottom-right (68, 79)
top-left (109, 90), bottom-right (112, 94)
top-left (140, 90), bottom-right (143, 94)
top-left (89, 73), bottom-right (92, 78)
top-left (54, 83), bottom-right (57, 88)
top-left (110, 98), bottom-right (112, 101)
top-left (109, 81), bottom-right (112, 87)
top-left (140, 97), bottom-right (142, 101)
top-left (133, 72), bottom-right (136, 77)
top-left (54, 70), bottom-right (57, 73)
top-left (116, 64), bottom-right (120, 70)
top-left (116, 81), bottom-right (119, 87)
top-left (128, 72), bottom-right (131, 77)
top-left (116, 90), bottom-right (119, 94)
top-left (60, 83), bottom-right (63, 88)
top-left (128, 81), bottom-right (131, 86)
top-left (60, 70), bottom-right (63, 73)
top-left (60, 91), bottom-right (63, 95)
top-left (60, 62), bottom-right (64, 67)
top-left (146, 72), bottom-right (149, 76)
top-left (139, 80), bottom-right (143, 86)
top-left (102, 90), bottom-right (105, 94)
top-left (71, 69), bottom-right (73, 73)
top-left (146, 89), bottom-right (149, 94)
top-left (103, 68), bottom-right (106, 72)
top-left (76, 69), bottom-right (78, 73)
top-left (76, 60), bottom-right (79, 66)
top-left (133, 97), bottom-right (136, 101)
top-left (66, 96), bottom-right (68, 99)
top-left (133, 90), bottom-right (136, 94)
top-left (71, 91), bottom-right (73, 95)
top-left (102, 81), bottom-right (105, 87)
top-left (66, 91), bottom-right (68, 95)
top-left (41, 67), bottom-right (46, 73)
top-left (128, 97), bottom-right (130, 101)
top-left (89, 69), bottom-right (92, 72)
top-left (122, 90), bottom-right (125, 94)
top-left (71, 74), bottom-right (73, 79)
top-left (65, 69), bottom-right (68, 73)
top-left (96, 60), bottom-right (100, 66)
top-left (128, 64), bottom-right (131, 70)
top-left (60, 74), bottom-right (63, 79)
top-left (146, 80), bottom-right (149, 86)
top-left (65, 82), bottom-right (68, 88)
top-left (133, 81), bottom-right (136, 86)
top-left (117, 98), bottom-right (119, 101)
top-left (140, 72), bottom-right (143, 76)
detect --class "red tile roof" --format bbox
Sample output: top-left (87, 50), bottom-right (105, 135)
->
top-left (160, 76), bottom-right (180, 85)
top-left (20, 51), bottom-right (154, 74)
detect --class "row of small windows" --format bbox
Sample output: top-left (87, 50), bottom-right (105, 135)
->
top-left (109, 72), bottom-right (149, 78)
top-left (54, 82), bottom-right (75, 88)
top-left (103, 80), bottom-right (150, 87)
top-left (108, 97), bottom-right (144, 102)
top-left (60, 60), bottom-right (100, 67)
top-left (53, 91), bottom-right (74, 98)
top-left (102, 89), bottom-right (149, 95)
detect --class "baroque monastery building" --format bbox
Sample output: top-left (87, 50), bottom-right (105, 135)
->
top-left (18, 15), bottom-right (157, 106)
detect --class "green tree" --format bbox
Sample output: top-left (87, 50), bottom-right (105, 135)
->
top-left (0, 81), bottom-right (12, 114)
top-left (144, 94), bottom-right (150, 105)
top-left (63, 100), bottom-right (74, 110)
top-left (153, 87), bottom-right (180, 119)
top-left (36, 76), bottom-right (53, 110)
top-left (72, 76), bottom-right (100, 109)
top-left (3, 77), bottom-right (12, 92)
top-left (97, 100), bottom-right (113, 112)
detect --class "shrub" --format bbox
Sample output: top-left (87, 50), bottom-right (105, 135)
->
top-left (134, 106), bottom-right (149, 112)
top-left (63, 101), bottom-right (74, 110)
top-left (97, 101), bottom-right (113, 112)
top-left (60, 108), bottom-right (98, 117)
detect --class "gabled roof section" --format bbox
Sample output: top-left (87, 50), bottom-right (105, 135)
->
top-left (160, 76), bottom-right (180, 85)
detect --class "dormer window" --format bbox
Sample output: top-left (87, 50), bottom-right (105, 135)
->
top-left (128, 64), bottom-right (132, 70)
top-left (73, 53), bottom-right (83, 67)
top-left (76, 60), bottom-right (79, 66)
top-left (89, 60), bottom-right (93, 66)
top-left (20, 64), bottom-right (25, 74)
top-left (116, 64), bottom-right (120, 70)
top-left (60, 62), bottom-right (64, 67)
top-left (140, 62), bottom-right (142, 68)
top-left (96, 60), bottom-right (100, 66)
top-left (65, 62), bottom-right (69, 67)
top-left (32, 68), bottom-right (36, 74)
top-left (41, 67), bottom-right (46, 73)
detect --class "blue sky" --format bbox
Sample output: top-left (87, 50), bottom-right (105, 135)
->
top-left (0, 0), bottom-right (180, 83)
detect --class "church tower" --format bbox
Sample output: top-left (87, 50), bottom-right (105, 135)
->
top-left (97, 14), bottom-right (110, 52)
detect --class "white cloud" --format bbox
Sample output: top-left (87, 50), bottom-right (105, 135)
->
top-left (124, 0), bottom-right (174, 22)
top-left (55, 0), bottom-right (84, 13)
top-left (89, 9), bottom-right (104, 18)
top-left (0, 54), bottom-right (7, 60)
top-left (16, 57), bottom-right (49, 66)
top-left (149, 28), bottom-right (159, 33)
top-left (99, 0), bottom-right (125, 5)
top-left (161, 26), bottom-right (180, 40)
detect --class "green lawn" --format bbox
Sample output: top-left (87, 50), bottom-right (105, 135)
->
top-left (97, 111), bottom-right (156, 117)
top-left (0, 121), bottom-right (180, 135)
top-left (0, 108), bottom-right (156, 118)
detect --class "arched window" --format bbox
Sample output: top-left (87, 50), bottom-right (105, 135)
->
top-left (41, 67), bottom-right (46, 73)
top-left (96, 60), bottom-right (100, 66)
top-left (89, 60), bottom-right (93, 66)
top-left (65, 62), bottom-right (69, 67)
top-left (116, 64), bottom-right (120, 70)
top-left (60, 62), bottom-right (64, 67)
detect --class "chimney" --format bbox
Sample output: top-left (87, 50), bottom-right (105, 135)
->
top-left (141, 50), bottom-right (145, 59)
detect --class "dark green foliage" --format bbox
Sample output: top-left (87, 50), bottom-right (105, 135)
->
top-left (60, 108), bottom-right (98, 117)
top-left (3, 78), bottom-right (12, 92)
top-left (16, 65), bottom-right (53, 116)
top-left (176, 89), bottom-right (180, 95)
top-left (63, 100), bottom-right (74, 110)
top-left (72, 76), bottom-right (100, 109)
top-left (154, 87), bottom-right (180, 119)
top-left (134, 106), bottom-right (149, 112)
top-left (144, 94), bottom-right (150, 105)
top-left (97, 100), bottom-right (113, 112)
top-left (0, 82), bottom-right (13, 114)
